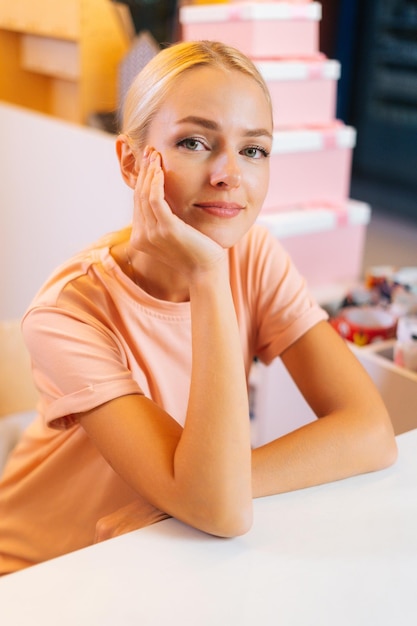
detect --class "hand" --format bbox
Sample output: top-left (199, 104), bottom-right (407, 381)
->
top-left (130, 147), bottom-right (227, 279)
top-left (94, 498), bottom-right (171, 543)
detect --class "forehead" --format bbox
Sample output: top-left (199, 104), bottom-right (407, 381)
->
top-left (156, 66), bottom-right (272, 130)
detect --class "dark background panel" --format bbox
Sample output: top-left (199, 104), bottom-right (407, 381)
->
top-left (321, 0), bottom-right (417, 223)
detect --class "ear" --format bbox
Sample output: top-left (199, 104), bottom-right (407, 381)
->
top-left (116, 134), bottom-right (139, 189)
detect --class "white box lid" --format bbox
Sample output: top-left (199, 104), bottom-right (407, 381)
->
top-left (257, 200), bottom-right (371, 238)
top-left (255, 58), bottom-right (341, 82)
top-left (271, 124), bottom-right (356, 154)
top-left (180, 2), bottom-right (322, 24)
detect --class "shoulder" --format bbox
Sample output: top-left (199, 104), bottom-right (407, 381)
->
top-left (230, 223), bottom-right (294, 286)
top-left (232, 224), bottom-right (289, 265)
top-left (236, 223), bottom-right (284, 255)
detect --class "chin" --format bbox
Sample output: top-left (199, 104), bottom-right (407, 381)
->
top-left (202, 225), bottom-right (249, 249)
top-left (194, 215), bottom-right (257, 247)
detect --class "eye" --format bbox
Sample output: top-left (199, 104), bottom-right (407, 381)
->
top-left (241, 145), bottom-right (270, 159)
top-left (176, 137), bottom-right (207, 151)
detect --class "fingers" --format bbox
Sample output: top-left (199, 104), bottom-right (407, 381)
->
top-left (134, 147), bottom-right (158, 225)
top-left (137, 147), bottom-right (165, 213)
top-left (131, 147), bottom-right (172, 248)
top-left (129, 145), bottom-right (226, 276)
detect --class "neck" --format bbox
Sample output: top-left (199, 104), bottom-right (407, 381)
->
top-left (123, 244), bottom-right (190, 303)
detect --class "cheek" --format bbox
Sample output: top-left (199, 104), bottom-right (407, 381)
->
top-left (247, 166), bottom-right (270, 203)
top-left (161, 169), bottom-right (187, 215)
top-left (260, 173), bottom-right (270, 203)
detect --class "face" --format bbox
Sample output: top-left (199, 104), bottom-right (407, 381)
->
top-left (140, 66), bottom-right (273, 248)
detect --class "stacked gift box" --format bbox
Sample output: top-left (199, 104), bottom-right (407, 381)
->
top-left (179, 1), bottom-right (370, 290)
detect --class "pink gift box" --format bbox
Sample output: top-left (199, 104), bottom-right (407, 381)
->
top-left (229, 0), bottom-right (313, 3)
top-left (263, 124), bottom-right (356, 212)
top-left (257, 200), bottom-right (371, 288)
top-left (179, 2), bottom-right (321, 59)
top-left (255, 57), bottom-right (340, 128)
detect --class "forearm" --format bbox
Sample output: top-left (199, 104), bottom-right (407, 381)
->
top-left (250, 321), bottom-right (398, 498)
top-left (174, 262), bottom-right (253, 535)
top-left (251, 408), bottom-right (397, 498)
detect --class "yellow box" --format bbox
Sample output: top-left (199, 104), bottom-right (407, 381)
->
top-left (21, 35), bottom-right (79, 80)
top-left (0, 0), bottom-right (79, 39)
top-left (0, 0), bottom-right (129, 124)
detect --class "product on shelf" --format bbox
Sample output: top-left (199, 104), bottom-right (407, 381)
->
top-left (179, 2), bottom-right (321, 59)
top-left (255, 56), bottom-right (340, 129)
top-left (178, 1), bottom-right (370, 292)
top-left (394, 316), bottom-right (417, 372)
top-left (263, 124), bottom-right (356, 212)
top-left (257, 200), bottom-right (370, 288)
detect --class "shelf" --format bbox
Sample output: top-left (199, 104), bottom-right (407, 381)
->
top-left (0, 0), bottom-right (130, 124)
top-left (0, 0), bottom-right (80, 41)
top-left (350, 339), bottom-right (417, 435)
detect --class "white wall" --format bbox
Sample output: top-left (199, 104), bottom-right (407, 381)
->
top-left (0, 103), bottom-right (132, 319)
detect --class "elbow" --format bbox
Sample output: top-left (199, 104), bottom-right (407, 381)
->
top-left (219, 505), bottom-right (254, 538)
top-left (367, 410), bottom-right (398, 472)
top-left (197, 501), bottom-right (254, 539)
top-left (377, 426), bottom-right (398, 470)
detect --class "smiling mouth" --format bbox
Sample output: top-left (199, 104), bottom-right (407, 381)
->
top-left (194, 202), bottom-right (244, 217)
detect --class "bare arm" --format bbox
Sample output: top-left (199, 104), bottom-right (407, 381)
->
top-left (252, 321), bottom-right (398, 498)
top-left (80, 149), bottom-right (253, 538)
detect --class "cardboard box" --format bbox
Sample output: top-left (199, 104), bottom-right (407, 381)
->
top-left (263, 124), bottom-right (356, 211)
top-left (180, 2), bottom-right (321, 59)
top-left (21, 35), bottom-right (79, 80)
top-left (251, 338), bottom-right (417, 448)
top-left (255, 57), bottom-right (340, 128)
top-left (350, 340), bottom-right (417, 435)
top-left (257, 199), bottom-right (370, 288)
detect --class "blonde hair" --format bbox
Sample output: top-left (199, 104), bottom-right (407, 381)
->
top-left (121, 40), bottom-right (272, 149)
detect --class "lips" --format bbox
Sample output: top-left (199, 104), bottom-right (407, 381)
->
top-left (194, 201), bottom-right (244, 218)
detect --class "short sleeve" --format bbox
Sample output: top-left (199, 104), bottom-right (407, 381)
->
top-left (234, 225), bottom-right (328, 365)
top-left (22, 307), bottom-right (142, 429)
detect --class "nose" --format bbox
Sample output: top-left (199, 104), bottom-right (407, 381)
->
top-left (209, 151), bottom-right (241, 188)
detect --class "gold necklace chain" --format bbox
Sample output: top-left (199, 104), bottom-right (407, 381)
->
top-left (124, 245), bottom-right (140, 288)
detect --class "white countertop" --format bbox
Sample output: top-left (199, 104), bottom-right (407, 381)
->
top-left (1, 428), bottom-right (417, 626)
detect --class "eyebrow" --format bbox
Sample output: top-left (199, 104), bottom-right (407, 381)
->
top-left (176, 116), bottom-right (273, 140)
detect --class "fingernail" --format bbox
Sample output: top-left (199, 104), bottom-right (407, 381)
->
top-left (143, 145), bottom-right (150, 159)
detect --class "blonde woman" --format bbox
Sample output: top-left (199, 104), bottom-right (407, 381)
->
top-left (0, 41), bottom-right (397, 574)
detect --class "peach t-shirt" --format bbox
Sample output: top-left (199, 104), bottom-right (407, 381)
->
top-left (0, 224), bottom-right (327, 573)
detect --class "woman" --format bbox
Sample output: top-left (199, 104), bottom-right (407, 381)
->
top-left (0, 41), bottom-right (397, 574)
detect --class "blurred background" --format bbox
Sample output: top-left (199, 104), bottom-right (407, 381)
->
top-left (0, 0), bottom-right (415, 301)
top-left (112, 0), bottom-right (417, 226)
top-left (0, 0), bottom-right (415, 431)
top-left (0, 0), bottom-right (416, 226)
top-left (320, 0), bottom-right (417, 225)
